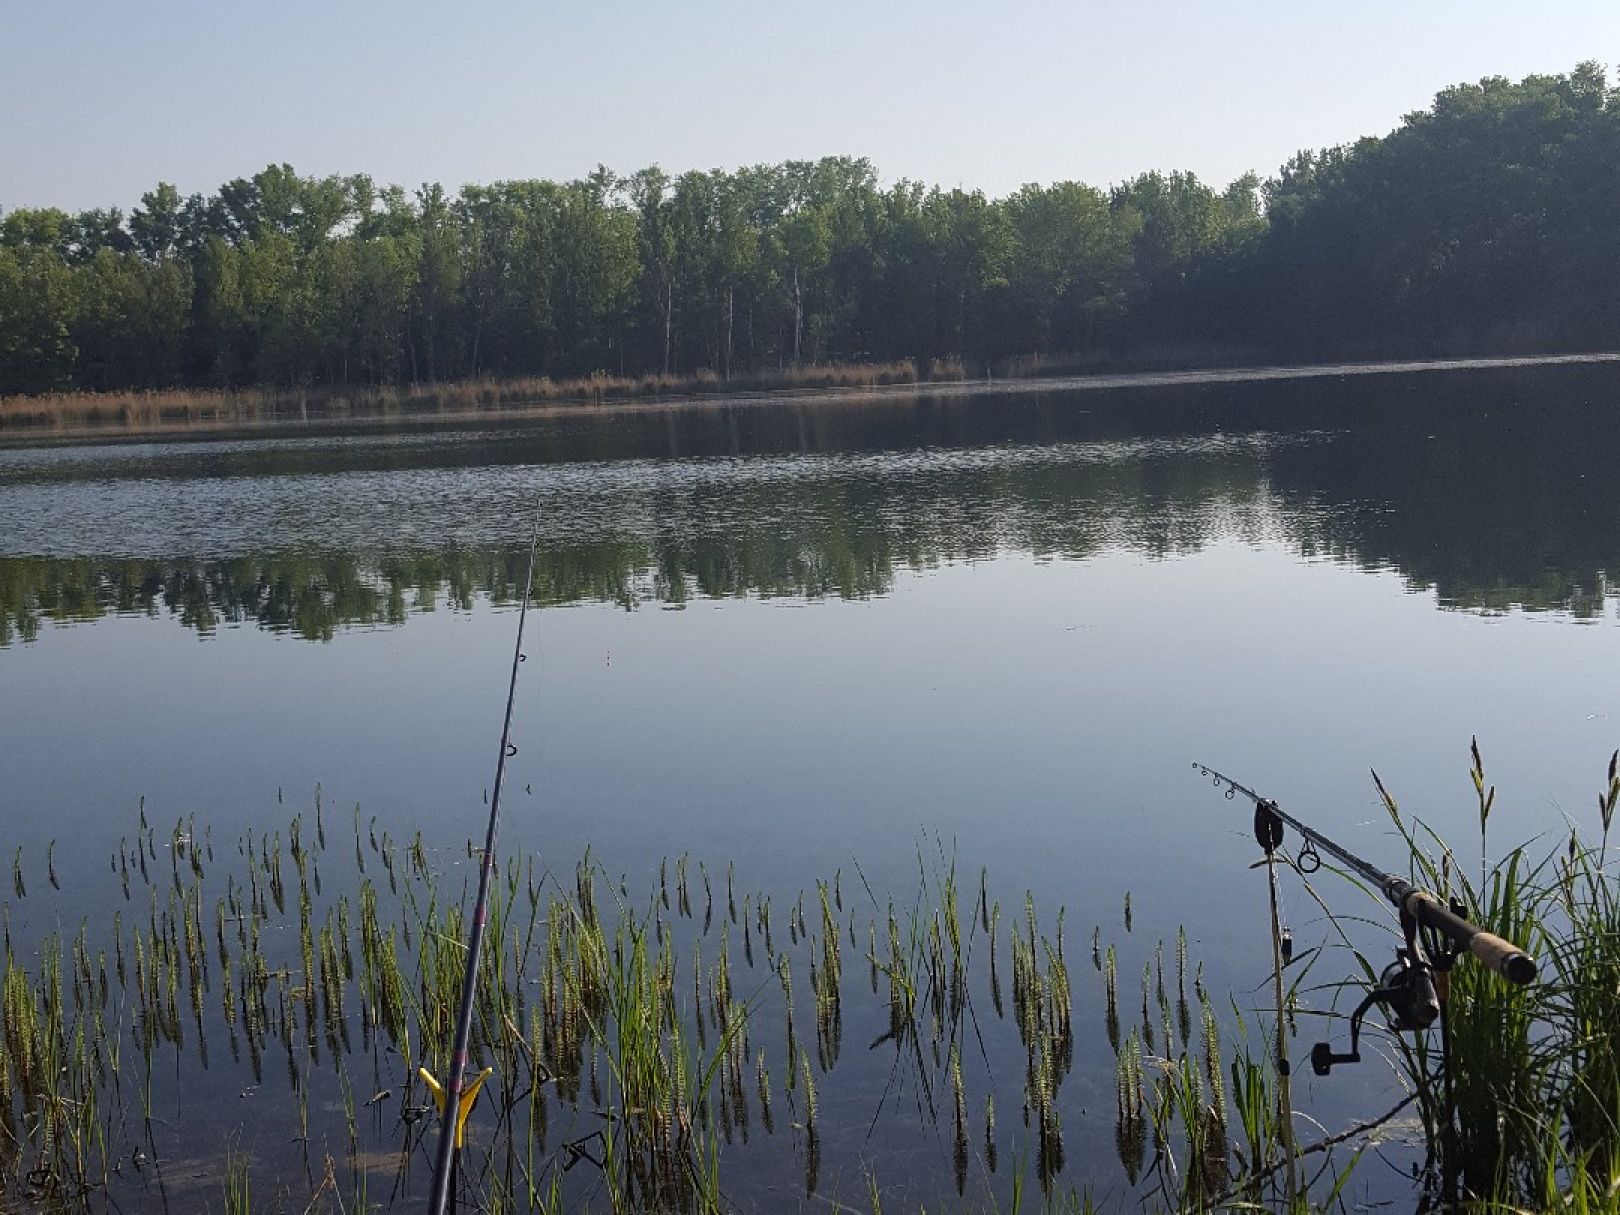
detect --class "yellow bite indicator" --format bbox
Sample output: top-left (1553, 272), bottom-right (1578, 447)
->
top-left (418, 1065), bottom-right (493, 1150)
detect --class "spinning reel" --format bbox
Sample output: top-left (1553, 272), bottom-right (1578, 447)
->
top-left (1309, 897), bottom-right (1468, 1075)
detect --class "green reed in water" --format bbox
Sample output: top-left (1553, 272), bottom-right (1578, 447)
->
top-left (1357, 742), bottom-right (1620, 1206)
top-left (1102, 740), bottom-right (1620, 1212)
top-left (4, 755), bottom-right (1617, 1213)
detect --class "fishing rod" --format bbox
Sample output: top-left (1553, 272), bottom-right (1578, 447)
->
top-left (425, 511), bottom-right (541, 1215)
top-left (1193, 763), bottom-right (1536, 1077)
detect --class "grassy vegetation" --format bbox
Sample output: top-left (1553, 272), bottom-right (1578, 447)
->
top-left (1, 746), bottom-right (1617, 1212)
top-left (1365, 743), bottom-right (1620, 1208)
top-left (0, 358), bottom-right (965, 436)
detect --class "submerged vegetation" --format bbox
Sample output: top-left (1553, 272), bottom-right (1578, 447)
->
top-left (3, 65), bottom-right (1618, 406)
top-left (0, 744), bottom-right (1618, 1211)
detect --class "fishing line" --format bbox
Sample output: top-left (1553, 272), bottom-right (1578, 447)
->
top-left (426, 502), bottom-right (542, 1215)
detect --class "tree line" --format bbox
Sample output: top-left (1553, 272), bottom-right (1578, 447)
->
top-left (2, 64), bottom-right (1616, 397)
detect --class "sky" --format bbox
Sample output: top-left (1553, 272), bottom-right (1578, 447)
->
top-left (2, 1), bottom-right (1616, 212)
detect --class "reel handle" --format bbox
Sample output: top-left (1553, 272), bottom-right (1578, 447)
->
top-left (1469, 930), bottom-right (1538, 985)
top-left (1311, 1040), bottom-right (1357, 1076)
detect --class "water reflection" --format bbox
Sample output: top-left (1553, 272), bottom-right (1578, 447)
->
top-left (0, 435), bottom-right (1289, 645)
top-left (2, 362), bottom-right (1618, 649)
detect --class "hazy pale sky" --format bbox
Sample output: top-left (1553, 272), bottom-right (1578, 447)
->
top-left (2, 1), bottom-right (1615, 212)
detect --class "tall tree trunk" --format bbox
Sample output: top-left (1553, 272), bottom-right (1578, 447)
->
top-left (793, 267), bottom-right (803, 366)
top-left (725, 284), bottom-right (734, 381)
top-left (662, 278), bottom-right (672, 376)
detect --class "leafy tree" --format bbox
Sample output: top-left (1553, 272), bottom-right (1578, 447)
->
top-left (0, 245), bottom-right (77, 393)
top-left (130, 183), bottom-right (183, 262)
top-left (6, 67), bottom-right (1619, 396)
top-left (1003, 181), bottom-right (1135, 352)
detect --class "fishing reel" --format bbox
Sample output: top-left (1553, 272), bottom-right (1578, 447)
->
top-left (1201, 764), bottom-right (1535, 1084)
top-left (1310, 908), bottom-right (1452, 1076)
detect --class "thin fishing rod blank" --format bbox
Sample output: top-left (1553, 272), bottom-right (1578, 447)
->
top-left (426, 510), bottom-right (541, 1215)
top-left (1258, 821), bottom-right (1300, 1205)
top-left (1194, 763), bottom-right (1537, 985)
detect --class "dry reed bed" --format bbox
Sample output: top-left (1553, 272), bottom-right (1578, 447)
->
top-left (0, 359), bottom-right (965, 435)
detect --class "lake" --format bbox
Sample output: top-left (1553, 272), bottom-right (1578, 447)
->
top-left (2, 361), bottom-right (1618, 1210)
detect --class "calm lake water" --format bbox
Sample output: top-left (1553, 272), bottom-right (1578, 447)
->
top-left (3, 362), bottom-right (1619, 1209)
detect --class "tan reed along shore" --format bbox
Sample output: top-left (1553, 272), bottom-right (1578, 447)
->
top-left (0, 359), bottom-right (964, 437)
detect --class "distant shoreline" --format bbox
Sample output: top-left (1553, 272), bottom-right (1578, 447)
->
top-left (3, 350), bottom-right (1618, 450)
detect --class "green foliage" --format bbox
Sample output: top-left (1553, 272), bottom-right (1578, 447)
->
top-left (1352, 742), bottom-right (1620, 1206)
top-left (6, 62), bottom-right (1614, 396)
top-left (1257, 63), bottom-right (1620, 357)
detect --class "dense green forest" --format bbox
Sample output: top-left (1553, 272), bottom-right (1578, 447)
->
top-left (2, 65), bottom-right (1616, 397)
